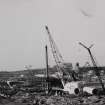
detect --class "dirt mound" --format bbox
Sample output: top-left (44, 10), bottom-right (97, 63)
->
top-left (1, 92), bottom-right (105, 105)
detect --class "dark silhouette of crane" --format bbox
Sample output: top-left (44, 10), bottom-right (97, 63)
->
top-left (79, 42), bottom-right (105, 93)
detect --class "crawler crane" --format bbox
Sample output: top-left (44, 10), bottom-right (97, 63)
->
top-left (45, 26), bottom-right (83, 95)
top-left (79, 42), bottom-right (105, 95)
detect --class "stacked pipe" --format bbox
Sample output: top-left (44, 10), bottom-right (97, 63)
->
top-left (64, 82), bottom-right (80, 95)
top-left (83, 87), bottom-right (103, 95)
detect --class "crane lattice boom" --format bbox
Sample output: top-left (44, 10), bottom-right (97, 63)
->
top-left (45, 26), bottom-right (70, 77)
top-left (79, 42), bottom-right (105, 92)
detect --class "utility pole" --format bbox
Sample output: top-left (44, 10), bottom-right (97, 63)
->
top-left (45, 45), bottom-right (49, 94)
top-left (79, 42), bottom-right (105, 92)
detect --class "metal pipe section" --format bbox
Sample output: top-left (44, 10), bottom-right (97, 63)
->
top-left (83, 87), bottom-right (99, 95)
top-left (64, 82), bottom-right (80, 95)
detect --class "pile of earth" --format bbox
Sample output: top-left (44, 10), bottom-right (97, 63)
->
top-left (0, 92), bottom-right (105, 105)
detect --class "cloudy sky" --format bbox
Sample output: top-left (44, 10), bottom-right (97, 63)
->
top-left (0, 0), bottom-right (105, 71)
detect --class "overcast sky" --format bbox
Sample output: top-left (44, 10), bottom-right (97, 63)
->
top-left (0, 0), bottom-right (105, 71)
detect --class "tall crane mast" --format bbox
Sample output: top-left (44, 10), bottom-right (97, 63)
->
top-left (79, 42), bottom-right (105, 92)
top-left (45, 45), bottom-right (49, 93)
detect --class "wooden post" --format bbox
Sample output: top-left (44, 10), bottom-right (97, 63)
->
top-left (45, 45), bottom-right (49, 94)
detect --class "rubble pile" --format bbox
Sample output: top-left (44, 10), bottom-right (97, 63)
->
top-left (0, 91), bottom-right (105, 105)
top-left (0, 92), bottom-right (105, 105)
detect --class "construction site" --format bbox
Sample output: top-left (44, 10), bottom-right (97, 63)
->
top-left (0, 26), bottom-right (105, 105)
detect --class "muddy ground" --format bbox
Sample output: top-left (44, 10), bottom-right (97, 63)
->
top-left (0, 92), bottom-right (105, 105)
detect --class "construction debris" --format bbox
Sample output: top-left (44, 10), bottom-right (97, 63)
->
top-left (0, 93), bottom-right (105, 105)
